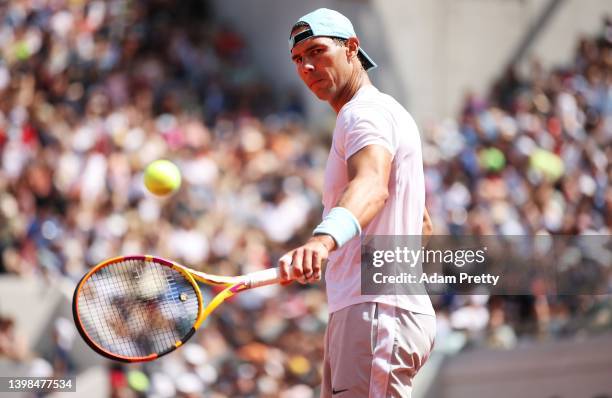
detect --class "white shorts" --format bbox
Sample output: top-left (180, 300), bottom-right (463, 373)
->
top-left (320, 302), bottom-right (436, 398)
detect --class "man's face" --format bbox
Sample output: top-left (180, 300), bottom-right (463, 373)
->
top-left (290, 31), bottom-right (352, 101)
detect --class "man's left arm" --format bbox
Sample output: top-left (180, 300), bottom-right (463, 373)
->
top-left (422, 207), bottom-right (433, 246)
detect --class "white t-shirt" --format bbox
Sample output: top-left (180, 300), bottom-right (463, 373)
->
top-left (322, 85), bottom-right (435, 315)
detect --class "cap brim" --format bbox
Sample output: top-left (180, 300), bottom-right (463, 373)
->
top-left (358, 48), bottom-right (377, 71)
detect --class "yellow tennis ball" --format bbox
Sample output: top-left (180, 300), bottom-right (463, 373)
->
top-left (144, 160), bottom-right (181, 196)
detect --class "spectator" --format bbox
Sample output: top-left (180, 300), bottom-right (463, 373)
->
top-left (0, 316), bottom-right (29, 361)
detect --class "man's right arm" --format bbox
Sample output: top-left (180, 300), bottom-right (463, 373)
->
top-left (279, 144), bottom-right (392, 283)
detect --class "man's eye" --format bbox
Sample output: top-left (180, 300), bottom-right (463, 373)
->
top-left (312, 49), bottom-right (322, 55)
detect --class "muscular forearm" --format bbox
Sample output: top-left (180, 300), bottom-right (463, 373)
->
top-left (309, 145), bottom-right (392, 254)
top-left (337, 176), bottom-right (389, 231)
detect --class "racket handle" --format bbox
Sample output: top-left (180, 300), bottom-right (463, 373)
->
top-left (245, 266), bottom-right (292, 289)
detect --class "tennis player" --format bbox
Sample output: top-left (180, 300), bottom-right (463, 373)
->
top-left (279, 8), bottom-right (436, 398)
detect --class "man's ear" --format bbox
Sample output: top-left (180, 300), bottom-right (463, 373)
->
top-left (346, 37), bottom-right (360, 62)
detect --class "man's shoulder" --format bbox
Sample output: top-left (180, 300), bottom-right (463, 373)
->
top-left (342, 87), bottom-right (409, 118)
top-left (338, 96), bottom-right (394, 125)
top-left (338, 100), bottom-right (416, 137)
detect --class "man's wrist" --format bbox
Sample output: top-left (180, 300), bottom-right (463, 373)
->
top-left (312, 207), bottom-right (361, 248)
top-left (310, 234), bottom-right (336, 252)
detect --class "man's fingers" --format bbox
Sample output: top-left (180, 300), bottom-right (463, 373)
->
top-left (312, 251), bottom-right (322, 280)
top-left (302, 249), bottom-right (313, 280)
top-left (279, 241), bottom-right (328, 285)
top-left (292, 250), bottom-right (304, 282)
top-left (279, 254), bottom-right (292, 281)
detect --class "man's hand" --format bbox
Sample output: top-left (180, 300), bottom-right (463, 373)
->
top-left (279, 235), bottom-right (335, 284)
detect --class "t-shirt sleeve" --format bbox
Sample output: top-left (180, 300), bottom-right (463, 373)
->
top-left (341, 104), bottom-right (397, 161)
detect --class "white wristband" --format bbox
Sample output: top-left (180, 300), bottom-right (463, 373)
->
top-left (313, 207), bottom-right (361, 248)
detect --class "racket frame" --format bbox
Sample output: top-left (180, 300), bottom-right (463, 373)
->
top-left (73, 255), bottom-right (205, 362)
top-left (73, 254), bottom-right (283, 362)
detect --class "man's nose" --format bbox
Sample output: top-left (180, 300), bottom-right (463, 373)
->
top-left (301, 61), bottom-right (315, 73)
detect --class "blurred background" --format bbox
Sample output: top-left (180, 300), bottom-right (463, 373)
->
top-left (0, 0), bottom-right (610, 397)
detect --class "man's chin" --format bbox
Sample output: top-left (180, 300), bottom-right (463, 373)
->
top-left (311, 88), bottom-right (331, 101)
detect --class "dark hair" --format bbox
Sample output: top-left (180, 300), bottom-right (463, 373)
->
top-left (331, 38), bottom-right (367, 70)
top-left (291, 21), bottom-right (310, 33)
top-left (290, 22), bottom-right (367, 70)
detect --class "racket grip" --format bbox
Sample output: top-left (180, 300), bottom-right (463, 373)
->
top-left (245, 266), bottom-right (291, 289)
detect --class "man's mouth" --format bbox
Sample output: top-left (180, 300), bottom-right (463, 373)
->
top-left (309, 79), bottom-right (324, 88)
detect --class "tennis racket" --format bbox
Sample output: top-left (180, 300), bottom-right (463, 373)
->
top-left (72, 255), bottom-right (291, 362)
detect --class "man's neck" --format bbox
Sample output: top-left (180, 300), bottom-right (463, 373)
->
top-left (330, 70), bottom-right (372, 113)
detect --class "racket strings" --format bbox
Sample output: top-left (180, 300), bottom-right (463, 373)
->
top-left (76, 259), bottom-right (200, 359)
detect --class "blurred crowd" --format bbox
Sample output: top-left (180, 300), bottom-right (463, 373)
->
top-left (0, 1), bottom-right (325, 397)
top-left (423, 16), bottom-right (612, 350)
top-left (424, 27), bottom-right (611, 236)
top-left (0, 0), bottom-right (610, 397)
